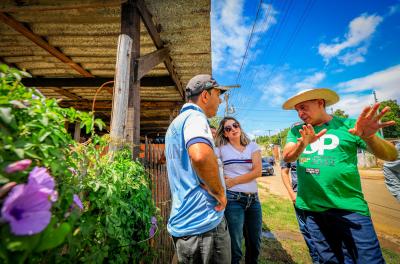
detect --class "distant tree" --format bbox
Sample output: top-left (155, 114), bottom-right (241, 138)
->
top-left (379, 100), bottom-right (400, 138)
top-left (208, 116), bottom-right (223, 129)
top-left (333, 109), bottom-right (349, 118)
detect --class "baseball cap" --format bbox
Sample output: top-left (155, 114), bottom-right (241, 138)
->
top-left (185, 74), bottom-right (229, 98)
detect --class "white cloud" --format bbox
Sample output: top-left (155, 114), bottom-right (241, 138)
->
top-left (338, 46), bottom-right (367, 66)
top-left (236, 66), bottom-right (325, 108)
top-left (388, 3), bottom-right (400, 16)
top-left (211, 0), bottom-right (277, 73)
top-left (335, 64), bottom-right (400, 116)
top-left (294, 72), bottom-right (326, 90)
top-left (318, 13), bottom-right (383, 65)
top-left (333, 94), bottom-right (375, 116)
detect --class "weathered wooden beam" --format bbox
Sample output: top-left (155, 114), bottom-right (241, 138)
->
top-left (51, 87), bottom-right (86, 101)
top-left (0, 0), bottom-right (126, 12)
top-left (109, 34), bottom-right (132, 151)
top-left (141, 126), bottom-right (169, 131)
top-left (74, 122), bottom-right (81, 142)
top-left (141, 120), bottom-right (170, 126)
top-left (21, 76), bottom-right (175, 87)
top-left (122, 0), bottom-right (140, 157)
top-left (136, 47), bottom-right (169, 80)
top-left (136, 0), bottom-right (184, 98)
top-left (59, 100), bottom-right (180, 108)
top-left (0, 12), bottom-right (93, 77)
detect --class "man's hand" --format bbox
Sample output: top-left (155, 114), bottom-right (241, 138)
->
top-left (200, 183), bottom-right (227, 211)
top-left (349, 103), bottom-right (395, 139)
top-left (297, 124), bottom-right (327, 146)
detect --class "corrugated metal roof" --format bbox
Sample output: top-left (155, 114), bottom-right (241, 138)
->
top-left (0, 0), bottom-right (212, 137)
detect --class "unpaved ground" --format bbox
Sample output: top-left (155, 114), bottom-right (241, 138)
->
top-left (258, 166), bottom-right (400, 253)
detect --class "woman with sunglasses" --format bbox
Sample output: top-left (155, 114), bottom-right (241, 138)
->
top-left (215, 117), bottom-right (263, 264)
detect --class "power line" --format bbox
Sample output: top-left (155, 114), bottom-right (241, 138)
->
top-left (240, 0), bottom-right (315, 119)
top-left (233, 0), bottom-right (293, 111)
top-left (235, 0), bottom-right (264, 85)
top-left (230, 0), bottom-right (280, 108)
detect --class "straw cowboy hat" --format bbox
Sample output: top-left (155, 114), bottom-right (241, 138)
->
top-left (282, 88), bottom-right (339, 110)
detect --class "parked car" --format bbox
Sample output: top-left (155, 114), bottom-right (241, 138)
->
top-left (262, 158), bottom-right (274, 176)
top-left (266, 156), bottom-right (275, 166)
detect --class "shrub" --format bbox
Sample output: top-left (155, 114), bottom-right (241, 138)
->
top-left (0, 65), bottom-right (157, 263)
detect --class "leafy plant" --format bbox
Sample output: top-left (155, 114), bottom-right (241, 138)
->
top-left (0, 64), bottom-right (157, 264)
top-left (333, 108), bottom-right (349, 118)
top-left (65, 136), bottom-right (158, 263)
top-left (379, 100), bottom-right (400, 138)
top-left (0, 64), bottom-right (104, 263)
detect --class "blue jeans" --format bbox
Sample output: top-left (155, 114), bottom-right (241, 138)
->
top-left (225, 190), bottom-right (262, 264)
top-left (304, 209), bottom-right (385, 264)
top-left (295, 207), bottom-right (319, 263)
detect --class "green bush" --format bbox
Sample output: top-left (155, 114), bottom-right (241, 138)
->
top-left (0, 65), bottom-right (157, 263)
top-left (65, 137), bottom-right (157, 263)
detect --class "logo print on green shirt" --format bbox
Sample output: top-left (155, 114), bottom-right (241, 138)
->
top-left (303, 134), bottom-right (339, 155)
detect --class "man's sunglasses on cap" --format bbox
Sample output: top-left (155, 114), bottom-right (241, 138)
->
top-left (224, 122), bottom-right (240, 132)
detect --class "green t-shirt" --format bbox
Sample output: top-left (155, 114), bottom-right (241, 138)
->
top-left (286, 116), bottom-right (371, 216)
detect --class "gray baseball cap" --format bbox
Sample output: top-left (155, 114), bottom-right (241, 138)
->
top-left (185, 74), bottom-right (229, 97)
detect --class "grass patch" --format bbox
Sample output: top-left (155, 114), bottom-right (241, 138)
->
top-left (261, 192), bottom-right (298, 232)
top-left (382, 248), bottom-right (400, 264)
top-left (258, 186), bottom-right (400, 263)
top-left (259, 189), bottom-right (312, 264)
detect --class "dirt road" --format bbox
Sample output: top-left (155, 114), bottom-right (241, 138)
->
top-left (258, 166), bottom-right (400, 250)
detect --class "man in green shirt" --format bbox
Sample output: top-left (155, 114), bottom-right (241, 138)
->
top-left (282, 88), bottom-right (397, 263)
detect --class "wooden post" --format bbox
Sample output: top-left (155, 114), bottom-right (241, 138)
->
top-left (122, 0), bottom-right (141, 158)
top-left (109, 34), bottom-right (132, 151)
top-left (74, 121), bottom-right (81, 142)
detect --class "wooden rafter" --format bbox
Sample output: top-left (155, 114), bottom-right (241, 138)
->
top-left (59, 100), bottom-right (180, 110)
top-left (136, 0), bottom-right (184, 98)
top-left (0, 12), bottom-right (93, 77)
top-left (0, 58), bottom-right (82, 100)
top-left (51, 88), bottom-right (87, 101)
top-left (21, 76), bottom-right (175, 87)
top-left (0, 0), bottom-right (126, 12)
top-left (135, 47), bottom-right (169, 80)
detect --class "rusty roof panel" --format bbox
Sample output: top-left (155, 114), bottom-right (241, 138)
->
top-left (0, 0), bottom-right (212, 136)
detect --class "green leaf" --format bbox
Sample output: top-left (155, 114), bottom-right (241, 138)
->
top-left (0, 64), bottom-right (9, 73)
top-left (34, 222), bottom-right (71, 252)
top-left (1, 227), bottom-right (41, 252)
top-left (0, 108), bottom-right (12, 124)
top-left (13, 148), bottom-right (24, 159)
top-left (38, 131), bottom-right (51, 142)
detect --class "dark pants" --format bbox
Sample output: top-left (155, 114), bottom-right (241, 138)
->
top-left (172, 217), bottom-right (231, 264)
top-left (304, 209), bottom-right (385, 264)
top-left (295, 207), bottom-right (319, 263)
top-left (225, 190), bottom-right (262, 264)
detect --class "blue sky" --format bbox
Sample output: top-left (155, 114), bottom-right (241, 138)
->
top-left (210, 0), bottom-right (400, 138)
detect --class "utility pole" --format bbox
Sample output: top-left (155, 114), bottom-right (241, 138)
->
top-left (224, 93), bottom-right (229, 116)
top-left (373, 90), bottom-right (384, 138)
top-left (278, 129), bottom-right (283, 161)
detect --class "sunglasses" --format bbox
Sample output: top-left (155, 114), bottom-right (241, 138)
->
top-left (224, 122), bottom-right (240, 132)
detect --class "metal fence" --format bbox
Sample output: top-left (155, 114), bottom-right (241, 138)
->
top-left (142, 138), bottom-right (174, 263)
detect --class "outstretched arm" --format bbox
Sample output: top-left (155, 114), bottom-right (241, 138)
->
top-left (283, 124), bottom-right (327, 162)
top-left (349, 103), bottom-right (397, 161)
